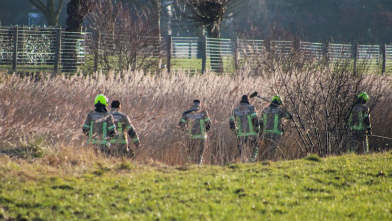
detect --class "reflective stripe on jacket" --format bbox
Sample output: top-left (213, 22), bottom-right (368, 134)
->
top-left (179, 106), bottom-right (211, 140)
top-left (83, 111), bottom-right (116, 146)
top-left (260, 105), bottom-right (290, 135)
top-left (109, 109), bottom-right (139, 144)
top-left (229, 103), bottom-right (259, 137)
top-left (349, 104), bottom-right (371, 131)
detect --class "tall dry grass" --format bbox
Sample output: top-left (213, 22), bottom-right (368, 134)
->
top-left (0, 70), bottom-right (391, 166)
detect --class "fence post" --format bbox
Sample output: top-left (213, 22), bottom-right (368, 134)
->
top-left (293, 37), bottom-right (300, 53)
top-left (54, 29), bottom-right (62, 74)
top-left (94, 31), bottom-right (100, 72)
top-left (167, 35), bottom-right (172, 72)
top-left (234, 37), bottom-right (239, 70)
top-left (12, 26), bottom-right (18, 72)
top-left (382, 44), bottom-right (386, 75)
top-left (353, 43), bottom-right (358, 76)
top-left (202, 35), bottom-right (207, 74)
top-left (188, 39), bottom-right (192, 59)
top-left (264, 38), bottom-right (271, 53)
top-left (324, 41), bottom-right (330, 64)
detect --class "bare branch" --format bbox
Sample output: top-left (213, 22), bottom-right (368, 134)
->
top-left (28, 0), bottom-right (47, 14)
top-left (56, 0), bottom-right (64, 15)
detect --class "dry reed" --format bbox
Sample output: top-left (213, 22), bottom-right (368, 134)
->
top-left (0, 70), bottom-right (391, 166)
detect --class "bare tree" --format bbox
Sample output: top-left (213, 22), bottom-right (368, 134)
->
top-left (261, 51), bottom-right (387, 157)
top-left (28, 0), bottom-right (64, 26)
top-left (65, 0), bottom-right (95, 32)
top-left (61, 0), bottom-right (95, 72)
top-left (173, 0), bottom-right (245, 38)
top-left (172, 0), bottom-right (245, 72)
top-left (86, 0), bottom-right (160, 71)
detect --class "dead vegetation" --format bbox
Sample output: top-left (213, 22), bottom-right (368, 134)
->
top-left (0, 66), bottom-right (391, 166)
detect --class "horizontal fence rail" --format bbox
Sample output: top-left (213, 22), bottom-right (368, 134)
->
top-left (300, 42), bottom-right (323, 59)
top-left (169, 37), bottom-right (201, 72)
top-left (357, 45), bottom-right (380, 67)
top-left (328, 43), bottom-right (352, 62)
top-left (271, 40), bottom-right (293, 56)
top-left (0, 26), bottom-right (88, 73)
top-left (172, 37), bottom-right (199, 58)
top-left (61, 32), bottom-right (88, 72)
top-left (206, 38), bottom-right (233, 72)
top-left (385, 45), bottom-right (392, 73)
top-left (0, 27), bottom-right (13, 66)
top-left (1, 26), bottom-right (392, 74)
top-left (237, 39), bottom-right (264, 57)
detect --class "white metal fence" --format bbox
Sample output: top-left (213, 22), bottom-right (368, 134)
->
top-left (385, 45), bottom-right (392, 72)
top-left (0, 27), bottom-right (13, 66)
top-left (170, 37), bottom-right (201, 72)
top-left (357, 45), bottom-right (380, 67)
top-left (300, 42), bottom-right (323, 59)
top-left (328, 43), bottom-right (352, 62)
top-left (206, 38), bottom-right (233, 72)
top-left (1, 26), bottom-right (391, 74)
top-left (0, 26), bottom-right (88, 72)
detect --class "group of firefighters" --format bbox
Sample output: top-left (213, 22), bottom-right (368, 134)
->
top-left (82, 92), bottom-right (372, 164)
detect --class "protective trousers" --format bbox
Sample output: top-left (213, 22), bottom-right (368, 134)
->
top-left (110, 143), bottom-right (135, 159)
top-left (92, 144), bottom-right (110, 156)
top-left (350, 132), bottom-right (369, 154)
top-left (237, 136), bottom-right (258, 163)
top-left (187, 139), bottom-right (205, 165)
top-left (263, 134), bottom-right (282, 161)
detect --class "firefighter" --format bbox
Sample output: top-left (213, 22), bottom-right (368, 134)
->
top-left (229, 95), bottom-right (260, 163)
top-left (179, 99), bottom-right (211, 164)
top-left (260, 95), bottom-right (291, 161)
top-left (109, 100), bottom-right (140, 159)
top-left (348, 92), bottom-right (371, 153)
top-left (82, 94), bottom-right (117, 155)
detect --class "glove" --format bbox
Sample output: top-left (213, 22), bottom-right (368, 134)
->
top-left (82, 128), bottom-right (89, 136)
top-left (108, 130), bottom-right (116, 138)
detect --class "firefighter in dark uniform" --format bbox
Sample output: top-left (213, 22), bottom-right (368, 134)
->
top-left (82, 94), bottom-right (117, 155)
top-left (229, 95), bottom-right (260, 162)
top-left (179, 99), bottom-right (211, 164)
top-left (110, 100), bottom-right (140, 159)
top-left (260, 95), bottom-right (291, 161)
top-left (348, 92), bottom-right (371, 153)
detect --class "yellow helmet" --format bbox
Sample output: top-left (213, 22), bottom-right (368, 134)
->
top-left (94, 94), bottom-right (108, 106)
top-left (271, 95), bottom-right (282, 105)
top-left (358, 92), bottom-right (369, 102)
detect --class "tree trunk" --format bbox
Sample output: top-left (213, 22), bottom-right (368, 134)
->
top-left (63, 0), bottom-right (93, 72)
top-left (206, 21), bottom-right (221, 38)
top-left (46, 0), bottom-right (57, 26)
top-left (28, 0), bottom-right (64, 26)
top-left (65, 0), bottom-right (92, 32)
top-left (206, 21), bottom-right (223, 72)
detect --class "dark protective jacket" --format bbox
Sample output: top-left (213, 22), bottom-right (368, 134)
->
top-left (109, 109), bottom-right (139, 145)
top-left (179, 105), bottom-right (211, 139)
top-left (82, 104), bottom-right (117, 146)
top-left (260, 104), bottom-right (290, 135)
top-left (229, 102), bottom-right (260, 137)
top-left (349, 103), bottom-right (371, 133)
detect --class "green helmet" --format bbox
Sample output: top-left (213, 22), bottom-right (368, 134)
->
top-left (358, 92), bottom-right (369, 102)
top-left (94, 94), bottom-right (108, 106)
top-left (271, 95), bottom-right (282, 105)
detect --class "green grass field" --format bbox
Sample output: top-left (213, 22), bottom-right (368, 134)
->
top-left (1, 152), bottom-right (391, 220)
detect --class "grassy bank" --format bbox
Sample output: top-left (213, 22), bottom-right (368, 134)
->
top-left (0, 152), bottom-right (391, 220)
